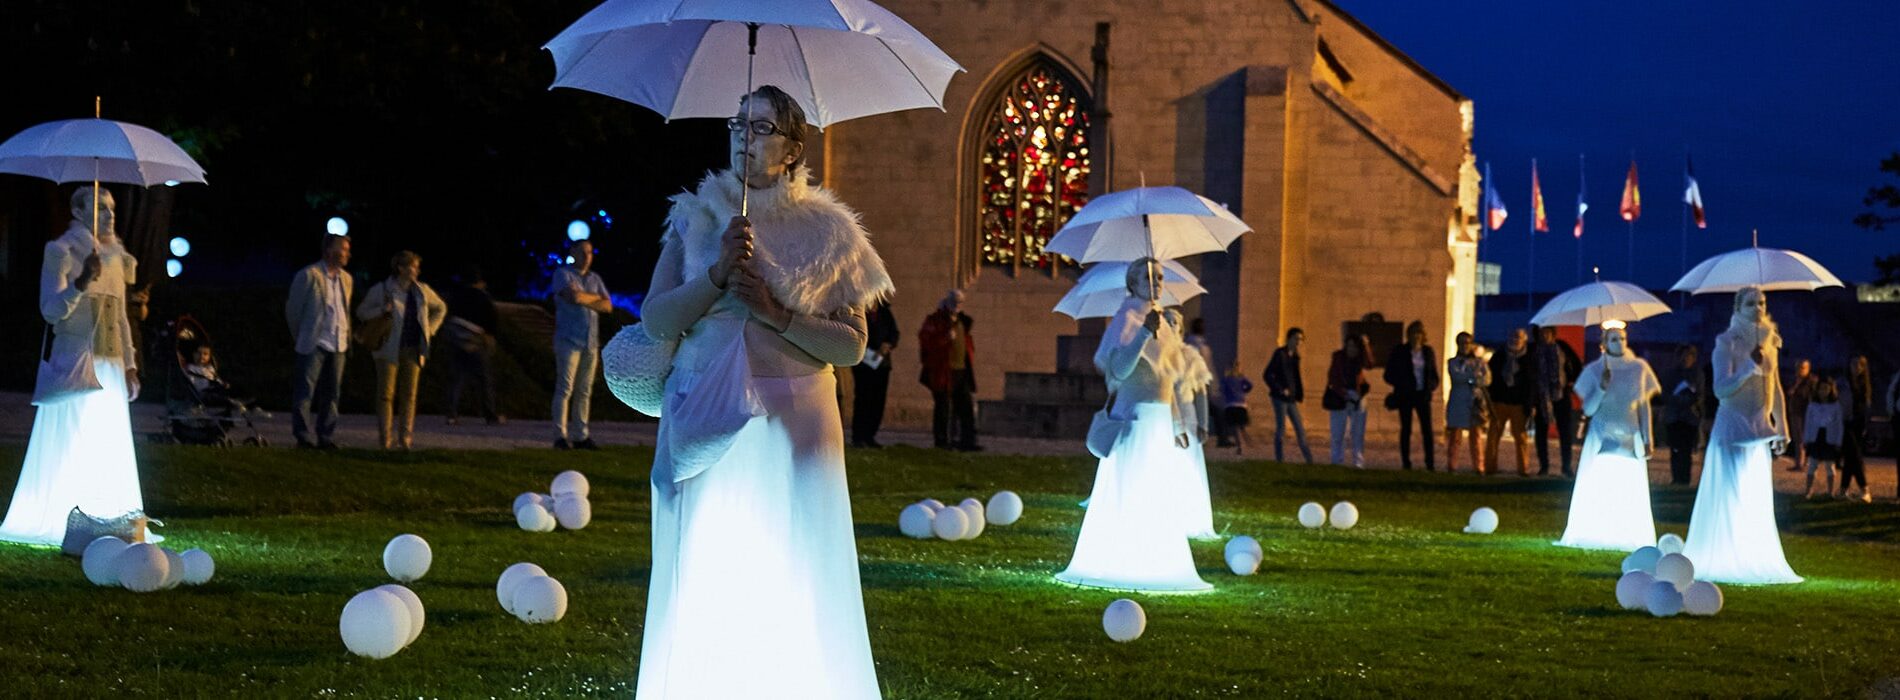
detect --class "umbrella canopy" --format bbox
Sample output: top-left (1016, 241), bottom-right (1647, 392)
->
top-left (1669, 246), bottom-right (1844, 294)
top-left (0, 118), bottom-right (206, 187)
top-left (1054, 260), bottom-right (1205, 319)
top-left (1529, 281), bottom-right (1672, 327)
top-left (1043, 186), bottom-right (1250, 264)
top-left (545, 0), bottom-right (962, 129)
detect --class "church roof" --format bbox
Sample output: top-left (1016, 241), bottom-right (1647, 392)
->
top-left (1287, 0), bottom-right (1467, 102)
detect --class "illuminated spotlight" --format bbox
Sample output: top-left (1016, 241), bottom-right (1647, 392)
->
top-left (1601, 319), bottom-right (1628, 330)
top-left (565, 255), bottom-right (576, 264)
top-left (567, 220), bottom-right (591, 241)
top-left (169, 237), bottom-right (191, 257)
top-left (327, 216), bottom-right (350, 236)
top-left (166, 259), bottom-right (183, 278)
top-left (163, 179), bottom-right (181, 187)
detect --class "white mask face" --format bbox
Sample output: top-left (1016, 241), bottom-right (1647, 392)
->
top-left (1603, 329), bottom-right (1627, 357)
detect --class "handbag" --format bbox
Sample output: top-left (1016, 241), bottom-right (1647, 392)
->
top-left (33, 318), bottom-right (103, 407)
top-left (1384, 392), bottom-right (1402, 411)
top-left (1086, 392), bottom-right (1126, 459)
top-left (602, 321), bottom-right (678, 418)
top-left (60, 507), bottom-right (150, 557)
top-left (354, 282), bottom-right (395, 351)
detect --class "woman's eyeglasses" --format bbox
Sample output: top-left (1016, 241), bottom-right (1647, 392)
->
top-left (727, 117), bottom-right (793, 138)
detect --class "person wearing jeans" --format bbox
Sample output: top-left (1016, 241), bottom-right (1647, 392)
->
top-left (285, 235), bottom-right (353, 449)
top-left (1264, 327), bottom-right (1313, 463)
top-left (1384, 321), bottom-right (1440, 471)
top-left (551, 240), bottom-right (611, 450)
top-left (1325, 334), bottom-right (1374, 467)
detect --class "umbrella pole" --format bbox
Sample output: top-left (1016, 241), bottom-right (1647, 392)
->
top-left (91, 96), bottom-right (101, 250)
top-left (1143, 213), bottom-right (1158, 305)
top-left (740, 22), bottom-right (760, 219)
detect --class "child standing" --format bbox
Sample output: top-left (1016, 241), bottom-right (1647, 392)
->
top-left (1802, 376), bottom-right (1843, 500)
top-left (1220, 361), bottom-right (1254, 456)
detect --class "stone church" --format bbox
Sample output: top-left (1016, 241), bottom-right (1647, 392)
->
top-left (814, 0), bottom-right (1481, 435)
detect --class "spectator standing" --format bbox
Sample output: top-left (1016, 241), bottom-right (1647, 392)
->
top-left (1324, 334), bottom-right (1374, 467)
top-left (1444, 332), bottom-right (1490, 474)
top-left (1485, 327), bottom-right (1536, 476)
top-left (1841, 356), bottom-right (1874, 502)
top-left (1185, 318), bottom-right (1228, 446)
top-left (850, 300), bottom-right (898, 448)
top-left (356, 251), bottom-right (447, 450)
top-left (1657, 344), bottom-right (1707, 485)
top-left (1384, 321), bottom-right (1440, 471)
top-left (1801, 375), bottom-right (1843, 499)
top-left (444, 267), bottom-right (505, 426)
top-left (285, 234), bottom-right (353, 449)
top-left (551, 239), bottom-right (611, 450)
top-left (919, 290), bottom-right (979, 450)
top-left (1784, 359), bottom-right (1814, 472)
top-left (1533, 326), bottom-right (1583, 477)
top-left (1264, 327), bottom-right (1313, 464)
top-left (1219, 360), bottom-right (1254, 455)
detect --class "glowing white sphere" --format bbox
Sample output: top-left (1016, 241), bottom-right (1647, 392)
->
top-left (920, 498), bottom-right (946, 514)
top-left (376, 583), bottom-right (426, 648)
top-left (1102, 598), bottom-right (1146, 642)
top-left (986, 491), bottom-right (1024, 525)
top-left (1615, 570), bottom-right (1654, 610)
top-left (1682, 581), bottom-right (1723, 616)
top-left (551, 470), bottom-right (590, 498)
top-left (382, 534), bottom-right (432, 582)
top-left (1621, 546), bottom-right (1662, 574)
top-left (1654, 553), bottom-right (1695, 591)
top-left (567, 220), bottom-right (591, 241)
top-left (116, 543), bottom-right (170, 593)
top-left (168, 236), bottom-right (191, 257)
top-left (180, 548), bottom-right (216, 585)
top-left (1297, 502), bottom-right (1326, 529)
top-left (1644, 580), bottom-right (1684, 617)
top-left (340, 589), bottom-right (410, 659)
top-left (1466, 507), bottom-right (1499, 534)
top-left (898, 503), bottom-right (935, 538)
top-left (326, 216), bottom-right (349, 236)
top-left (82, 536), bottom-right (130, 586)
top-left (960, 503), bottom-right (986, 539)
top-left (1225, 535), bottom-right (1263, 563)
top-left (511, 575), bottom-right (568, 624)
top-left (932, 507), bottom-right (970, 541)
top-left (1657, 533), bottom-right (1685, 555)
top-left (513, 492), bottom-right (549, 513)
top-left (161, 548), bottom-right (186, 590)
top-left (1329, 501), bottom-right (1359, 530)
top-left (553, 496), bottom-right (593, 530)
top-left (165, 259), bottom-right (183, 278)
top-left (497, 563), bottom-right (548, 613)
top-left (1225, 550), bottom-right (1261, 575)
top-left (515, 502), bottom-right (557, 532)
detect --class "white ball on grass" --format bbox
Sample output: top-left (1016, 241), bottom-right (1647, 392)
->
top-left (1329, 501), bottom-right (1359, 530)
top-left (959, 503), bottom-right (986, 539)
top-left (1466, 507), bottom-right (1499, 534)
top-left (986, 491), bottom-right (1024, 526)
top-left (1225, 550), bottom-right (1261, 576)
top-left (1297, 502), bottom-right (1326, 529)
top-left (1224, 535), bottom-right (1263, 563)
top-left (515, 502), bottom-right (557, 532)
top-left (375, 583), bottom-right (426, 648)
top-left (1644, 580), bottom-right (1684, 617)
top-left (161, 548), bottom-right (186, 590)
top-left (932, 507), bottom-right (970, 541)
top-left (382, 534), bottom-right (432, 582)
top-left (511, 575), bottom-right (568, 624)
top-left (1654, 553), bottom-right (1695, 591)
top-left (1615, 570), bottom-right (1654, 610)
top-left (340, 588), bottom-right (411, 659)
top-left (513, 492), bottom-right (549, 513)
top-left (553, 496), bottom-right (593, 530)
top-left (1102, 598), bottom-right (1146, 642)
top-left (1621, 546), bottom-right (1662, 574)
top-left (1656, 532), bottom-right (1685, 555)
top-left (1682, 581), bottom-right (1723, 616)
top-left (497, 562), bottom-right (548, 614)
top-left (180, 548), bottom-right (216, 586)
top-left (551, 470), bottom-right (590, 499)
top-left (898, 503), bottom-right (935, 538)
top-left (116, 543), bottom-right (169, 593)
top-left (920, 498), bottom-right (946, 514)
top-left (81, 536), bottom-right (130, 587)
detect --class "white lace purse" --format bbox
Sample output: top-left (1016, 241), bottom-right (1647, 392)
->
top-left (603, 322), bottom-right (678, 418)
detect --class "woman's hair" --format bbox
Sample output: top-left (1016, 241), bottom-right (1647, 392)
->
top-left (746, 85), bottom-right (809, 171)
top-left (390, 250), bottom-right (421, 272)
top-left (1811, 375), bottom-right (1839, 403)
top-left (1343, 333), bottom-right (1371, 359)
top-left (1123, 257), bottom-right (1161, 296)
top-left (1406, 320), bottom-right (1427, 345)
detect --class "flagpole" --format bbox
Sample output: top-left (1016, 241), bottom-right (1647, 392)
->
top-left (1627, 150), bottom-right (1636, 282)
top-left (1527, 158), bottom-right (1536, 310)
top-left (1576, 153), bottom-right (1585, 285)
top-left (1680, 150), bottom-right (1689, 280)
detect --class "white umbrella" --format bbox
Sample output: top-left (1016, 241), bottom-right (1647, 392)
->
top-left (1530, 280), bottom-right (1671, 327)
top-left (1043, 186), bottom-right (1251, 264)
top-left (1669, 245), bottom-right (1845, 294)
top-left (0, 117), bottom-right (206, 187)
top-left (544, 0), bottom-right (962, 129)
top-left (1054, 260), bottom-right (1205, 319)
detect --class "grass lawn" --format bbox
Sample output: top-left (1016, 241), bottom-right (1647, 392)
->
top-left (1, 443), bottom-right (1897, 697)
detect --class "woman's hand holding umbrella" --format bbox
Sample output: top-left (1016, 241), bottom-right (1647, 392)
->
top-left (732, 262), bottom-right (792, 332)
top-left (74, 252), bottom-right (102, 291)
top-left (709, 216), bottom-right (754, 288)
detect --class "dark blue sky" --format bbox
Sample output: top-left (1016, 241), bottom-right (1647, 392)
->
top-left (1332, 0), bottom-right (1900, 293)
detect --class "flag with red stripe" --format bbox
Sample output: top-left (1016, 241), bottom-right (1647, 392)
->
top-left (1531, 160), bottom-right (1549, 233)
top-left (1684, 155), bottom-right (1707, 229)
top-left (1620, 160), bottom-right (1641, 222)
top-left (1483, 161), bottom-right (1508, 231)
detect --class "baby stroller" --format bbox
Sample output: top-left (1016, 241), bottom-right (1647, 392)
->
top-left (159, 315), bottom-right (270, 447)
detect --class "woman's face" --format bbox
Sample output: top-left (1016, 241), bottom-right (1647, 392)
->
top-left (1124, 260), bottom-right (1159, 300)
top-left (1603, 328), bottom-right (1628, 356)
top-left (1456, 334), bottom-right (1472, 355)
top-left (731, 97), bottom-right (800, 184)
top-left (1735, 288), bottom-right (1767, 322)
top-left (397, 260), bottom-right (420, 284)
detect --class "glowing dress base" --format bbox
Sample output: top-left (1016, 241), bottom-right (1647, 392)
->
top-left (0, 357), bottom-right (144, 546)
top-left (1555, 354), bottom-right (1659, 551)
top-left (1178, 437), bottom-right (1217, 541)
top-left (1682, 438), bottom-right (1801, 584)
top-left (1057, 402), bottom-right (1212, 592)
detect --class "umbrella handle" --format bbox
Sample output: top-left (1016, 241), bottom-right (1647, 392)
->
top-left (739, 23), bottom-right (760, 219)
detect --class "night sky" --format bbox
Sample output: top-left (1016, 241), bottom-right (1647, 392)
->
top-left (1332, 0), bottom-right (1900, 293)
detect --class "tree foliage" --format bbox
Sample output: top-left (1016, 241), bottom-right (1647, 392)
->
top-left (1855, 152), bottom-right (1900, 284)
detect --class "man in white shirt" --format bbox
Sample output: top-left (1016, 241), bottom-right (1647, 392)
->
top-left (552, 240), bottom-right (611, 450)
top-left (285, 235), bottom-right (353, 449)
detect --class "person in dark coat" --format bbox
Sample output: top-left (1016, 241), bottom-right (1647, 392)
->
top-left (918, 289), bottom-right (978, 450)
top-left (443, 266), bottom-right (505, 425)
top-left (1532, 326), bottom-right (1584, 477)
top-left (1656, 344), bottom-right (1706, 485)
top-left (1840, 355), bottom-right (1874, 502)
top-left (1264, 327), bottom-right (1313, 464)
top-left (1485, 327), bottom-right (1536, 475)
top-left (851, 300), bottom-right (899, 448)
top-left (1383, 321), bottom-right (1440, 470)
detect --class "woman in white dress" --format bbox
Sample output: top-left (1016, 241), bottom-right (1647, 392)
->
top-left (1, 188), bottom-right (145, 547)
top-left (1555, 325), bottom-right (1660, 551)
top-left (1682, 287), bottom-right (1802, 584)
top-left (1057, 260), bottom-right (1211, 592)
top-left (633, 86), bottom-right (892, 698)
top-left (1167, 308), bottom-right (1218, 540)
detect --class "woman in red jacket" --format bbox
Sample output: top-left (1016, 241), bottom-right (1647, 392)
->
top-left (1324, 334), bottom-right (1375, 468)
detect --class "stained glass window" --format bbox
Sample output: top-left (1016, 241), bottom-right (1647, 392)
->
top-left (976, 61), bottom-right (1091, 275)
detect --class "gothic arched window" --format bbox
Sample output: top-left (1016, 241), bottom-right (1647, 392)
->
top-left (975, 59), bottom-right (1091, 276)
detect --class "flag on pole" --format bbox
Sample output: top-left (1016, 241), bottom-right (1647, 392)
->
top-left (1619, 160), bottom-right (1641, 222)
top-left (1483, 161), bottom-right (1508, 231)
top-left (1531, 160), bottom-right (1549, 233)
top-left (1684, 154), bottom-right (1707, 229)
top-left (1574, 155), bottom-right (1588, 238)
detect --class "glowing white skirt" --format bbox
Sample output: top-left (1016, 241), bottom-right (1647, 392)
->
top-left (1682, 437), bottom-right (1801, 584)
top-left (638, 370), bottom-right (879, 699)
top-left (1057, 403), bottom-right (1211, 592)
top-left (1179, 438), bottom-right (1217, 540)
top-left (0, 357), bottom-right (144, 546)
top-left (1554, 438), bottom-right (1656, 551)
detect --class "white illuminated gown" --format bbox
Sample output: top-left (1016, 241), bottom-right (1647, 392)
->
top-left (1555, 353), bottom-right (1660, 551)
top-left (1682, 322), bottom-right (1801, 584)
top-left (1, 229), bottom-right (144, 546)
top-left (1057, 299), bottom-right (1210, 592)
top-left (1172, 340), bottom-right (1217, 540)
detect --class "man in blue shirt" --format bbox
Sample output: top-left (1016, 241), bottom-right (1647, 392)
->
top-left (551, 240), bottom-right (611, 450)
